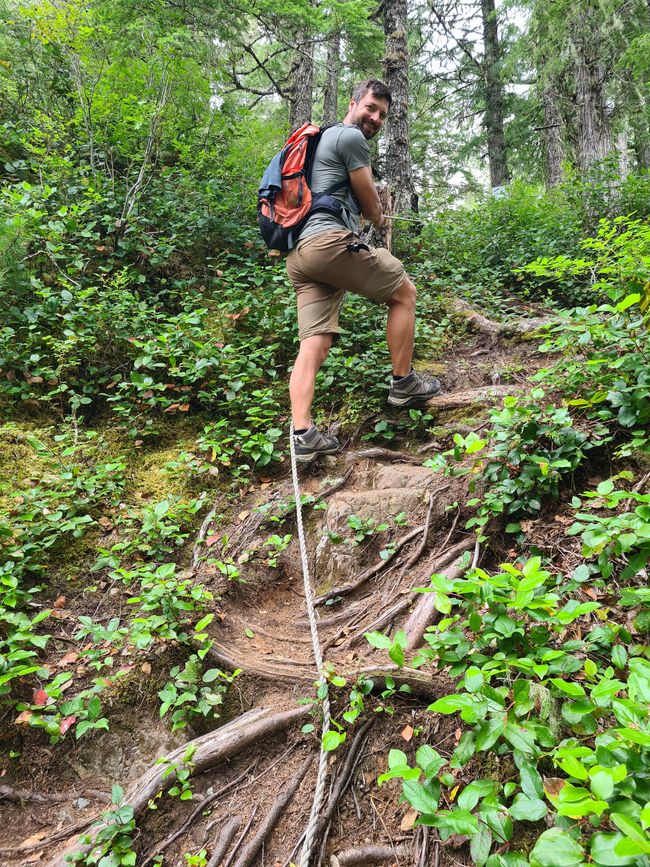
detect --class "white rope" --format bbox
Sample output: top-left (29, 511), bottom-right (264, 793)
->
top-left (289, 424), bottom-right (331, 867)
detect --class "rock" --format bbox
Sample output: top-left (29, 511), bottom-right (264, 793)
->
top-left (372, 465), bottom-right (436, 491)
top-left (325, 488), bottom-right (425, 532)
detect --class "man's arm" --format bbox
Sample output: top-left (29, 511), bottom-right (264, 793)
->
top-left (348, 166), bottom-right (384, 228)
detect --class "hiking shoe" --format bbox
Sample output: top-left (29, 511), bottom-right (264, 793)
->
top-left (293, 425), bottom-right (341, 463)
top-left (388, 370), bottom-right (442, 407)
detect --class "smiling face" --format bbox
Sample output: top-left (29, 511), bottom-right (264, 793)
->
top-left (345, 89), bottom-right (390, 140)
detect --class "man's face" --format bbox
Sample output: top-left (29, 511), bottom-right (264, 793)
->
top-left (348, 91), bottom-right (389, 140)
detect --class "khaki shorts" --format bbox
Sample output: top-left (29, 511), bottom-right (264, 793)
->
top-left (286, 230), bottom-right (406, 341)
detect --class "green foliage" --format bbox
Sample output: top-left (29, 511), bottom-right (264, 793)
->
top-left (68, 785), bottom-right (137, 866)
top-left (158, 655), bottom-right (240, 731)
top-left (374, 555), bottom-right (650, 865)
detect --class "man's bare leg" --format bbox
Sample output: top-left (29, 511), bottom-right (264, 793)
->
top-left (289, 333), bottom-right (333, 429)
top-left (386, 276), bottom-right (416, 376)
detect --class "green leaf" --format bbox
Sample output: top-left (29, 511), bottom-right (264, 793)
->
top-left (504, 723), bottom-right (536, 754)
top-left (550, 678), bottom-right (585, 698)
top-left (416, 745), bottom-right (445, 777)
top-left (322, 730), bottom-right (346, 752)
top-left (244, 628), bottom-right (254, 639)
top-left (464, 666), bottom-right (484, 693)
top-left (529, 827), bottom-right (585, 866)
top-left (421, 808), bottom-right (479, 836)
top-left (470, 824), bottom-right (492, 867)
top-left (589, 832), bottom-right (639, 866)
top-left (518, 760), bottom-right (544, 799)
top-left (508, 794), bottom-right (547, 821)
top-left (402, 778), bottom-right (440, 814)
top-left (475, 716), bottom-right (504, 752)
top-left (610, 814), bottom-right (650, 850)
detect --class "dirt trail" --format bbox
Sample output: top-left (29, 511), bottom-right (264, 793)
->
top-left (1, 309), bottom-right (553, 867)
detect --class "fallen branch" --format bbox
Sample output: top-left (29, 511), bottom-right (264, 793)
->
top-left (317, 467), bottom-right (354, 499)
top-left (332, 843), bottom-right (410, 865)
top-left (0, 785), bottom-right (108, 805)
top-left (45, 705), bottom-right (311, 867)
top-left (315, 524), bottom-right (425, 605)
top-left (206, 817), bottom-right (240, 867)
top-left (451, 298), bottom-right (556, 340)
top-left (231, 753), bottom-right (313, 867)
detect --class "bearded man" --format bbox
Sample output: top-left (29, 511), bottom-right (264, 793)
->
top-left (287, 79), bottom-right (441, 461)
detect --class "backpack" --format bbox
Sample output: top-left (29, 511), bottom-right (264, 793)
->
top-left (257, 123), bottom-right (350, 252)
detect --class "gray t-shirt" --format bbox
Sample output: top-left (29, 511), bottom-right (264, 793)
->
top-left (298, 123), bottom-right (370, 241)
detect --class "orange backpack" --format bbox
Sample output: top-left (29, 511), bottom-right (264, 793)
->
top-left (257, 123), bottom-right (349, 252)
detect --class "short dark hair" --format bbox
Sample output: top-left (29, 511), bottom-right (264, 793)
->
top-left (351, 79), bottom-right (392, 109)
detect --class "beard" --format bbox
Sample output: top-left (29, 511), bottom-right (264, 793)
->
top-left (351, 110), bottom-right (379, 140)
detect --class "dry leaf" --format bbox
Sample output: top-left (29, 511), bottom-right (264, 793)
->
top-left (238, 510), bottom-right (250, 521)
top-left (401, 724), bottom-right (414, 742)
top-left (53, 595), bottom-right (66, 609)
top-left (141, 662), bottom-right (152, 675)
top-left (205, 535), bottom-right (220, 547)
top-left (400, 808), bottom-right (418, 831)
top-left (98, 517), bottom-right (113, 529)
top-left (543, 776), bottom-right (566, 797)
top-left (58, 651), bottom-right (79, 667)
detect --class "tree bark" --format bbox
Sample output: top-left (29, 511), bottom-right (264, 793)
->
top-left (289, 41), bottom-right (314, 129)
top-left (481, 0), bottom-right (510, 188)
top-left (573, 6), bottom-right (612, 171)
top-left (382, 0), bottom-right (416, 216)
top-left (542, 78), bottom-right (565, 187)
top-left (323, 31), bottom-right (341, 124)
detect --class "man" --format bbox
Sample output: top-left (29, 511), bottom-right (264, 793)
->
top-left (287, 79), bottom-right (441, 462)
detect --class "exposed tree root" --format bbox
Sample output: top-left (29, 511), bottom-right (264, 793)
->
top-left (223, 807), bottom-right (258, 867)
top-left (404, 556), bottom-right (470, 650)
top-left (45, 705), bottom-right (311, 867)
top-left (315, 524), bottom-right (425, 606)
top-left (206, 643), bottom-right (315, 682)
top-left (140, 760), bottom-right (257, 867)
top-left (426, 384), bottom-right (520, 410)
top-left (315, 718), bottom-right (376, 861)
top-left (206, 816), bottom-right (240, 867)
top-left (332, 843), bottom-right (410, 865)
top-left (230, 753), bottom-right (313, 867)
top-left (349, 447), bottom-right (422, 464)
top-left (0, 785), bottom-right (109, 805)
top-left (452, 298), bottom-right (556, 340)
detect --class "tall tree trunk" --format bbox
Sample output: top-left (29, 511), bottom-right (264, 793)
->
top-left (481, 0), bottom-right (510, 188)
top-left (322, 32), bottom-right (340, 124)
top-left (632, 116), bottom-right (650, 169)
top-left (542, 79), bottom-right (565, 187)
top-left (572, 8), bottom-right (611, 171)
top-left (382, 0), bottom-right (416, 215)
top-left (289, 41), bottom-right (313, 129)
top-left (617, 130), bottom-right (629, 179)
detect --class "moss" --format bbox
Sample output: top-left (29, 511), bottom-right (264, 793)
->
top-left (0, 421), bottom-right (53, 509)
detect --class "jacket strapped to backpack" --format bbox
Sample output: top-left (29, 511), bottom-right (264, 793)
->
top-left (258, 123), bottom-right (350, 253)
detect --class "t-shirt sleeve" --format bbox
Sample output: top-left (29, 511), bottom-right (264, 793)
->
top-left (336, 126), bottom-right (371, 173)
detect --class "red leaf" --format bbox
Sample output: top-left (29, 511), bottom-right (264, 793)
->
top-left (59, 716), bottom-right (76, 734)
top-left (32, 689), bottom-right (52, 707)
top-left (205, 535), bottom-right (220, 547)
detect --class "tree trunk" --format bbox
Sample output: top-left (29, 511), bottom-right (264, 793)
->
top-left (573, 9), bottom-right (612, 171)
top-left (382, 0), bottom-right (416, 216)
top-left (322, 32), bottom-right (341, 124)
top-left (542, 79), bottom-right (565, 187)
top-left (481, 0), bottom-right (510, 189)
top-left (632, 116), bottom-right (650, 169)
top-left (289, 41), bottom-right (313, 129)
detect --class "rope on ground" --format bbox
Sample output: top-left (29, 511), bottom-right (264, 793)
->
top-left (289, 424), bottom-right (331, 867)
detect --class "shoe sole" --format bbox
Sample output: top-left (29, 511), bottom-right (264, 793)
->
top-left (295, 447), bottom-right (340, 463)
top-left (387, 390), bottom-right (441, 407)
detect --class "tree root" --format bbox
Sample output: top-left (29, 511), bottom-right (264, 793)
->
top-left (426, 384), bottom-right (520, 410)
top-left (315, 718), bottom-right (376, 861)
top-left (451, 298), bottom-right (556, 341)
top-left (230, 753), bottom-right (313, 867)
top-left (404, 555), bottom-right (470, 650)
top-left (222, 807), bottom-right (258, 867)
top-left (45, 705), bottom-right (311, 867)
top-left (206, 643), bottom-right (315, 682)
top-left (140, 760), bottom-right (257, 867)
top-left (332, 843), bottom-right (410, 865)
top-left (0, 785), bottom-right (109, 805)
top-left (348, 447), bottom-right (422, 464)
top-left (315, 524), bottom-right (425, 606)
top-left (206, 816), bottom-right (240, 867)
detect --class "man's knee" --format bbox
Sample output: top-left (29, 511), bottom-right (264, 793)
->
top-left (299, 333), bottom-right (333, 366)
top-left (388, 276), bottom-right (416, 309)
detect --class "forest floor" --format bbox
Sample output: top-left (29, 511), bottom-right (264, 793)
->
top-left (1, 298), bottom-right (584, 867)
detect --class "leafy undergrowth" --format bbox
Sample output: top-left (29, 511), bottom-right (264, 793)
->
top-left (0, 214), bottom-right (648, 865)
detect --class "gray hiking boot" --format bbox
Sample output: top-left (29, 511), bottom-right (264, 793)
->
top-left (388, 370), bottom-right (442, 407)
top-left (293, 425), bottom-right (341, 463)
